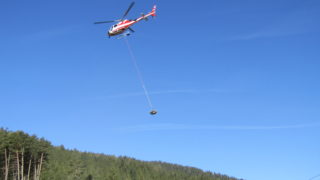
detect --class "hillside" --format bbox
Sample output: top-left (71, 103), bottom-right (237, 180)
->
top-left (0, 128), bottom-right (239, 180)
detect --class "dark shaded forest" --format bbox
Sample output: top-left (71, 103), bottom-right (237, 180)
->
top-left (1, 128), bottom-right (239, 180)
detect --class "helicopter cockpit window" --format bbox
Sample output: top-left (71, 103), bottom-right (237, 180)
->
top-left (110, 25), bottom-right (117, 31)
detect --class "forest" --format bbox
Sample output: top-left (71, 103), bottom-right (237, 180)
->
top-left (0, 128), bottom-right (239, 180)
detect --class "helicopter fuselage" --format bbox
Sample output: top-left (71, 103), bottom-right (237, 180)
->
top-left (108, 5), bottom-right (156, 37)
top-left (108, 20), bottom-right (135, 36)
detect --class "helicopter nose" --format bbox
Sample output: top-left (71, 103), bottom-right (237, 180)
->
top-left (108, 30), bottom-right (114, 37)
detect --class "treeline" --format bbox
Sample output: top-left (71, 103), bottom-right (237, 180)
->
top-left (1, 128), bottom-right (239, 180)
top-left (0, 129), bottom-right (51, 180)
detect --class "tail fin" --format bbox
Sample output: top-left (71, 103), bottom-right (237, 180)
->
top-left (151, 5), bottom-right (156, 17)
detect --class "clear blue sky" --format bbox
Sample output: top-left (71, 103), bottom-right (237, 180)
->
top-left (1, 0), bottom-right (320, 179)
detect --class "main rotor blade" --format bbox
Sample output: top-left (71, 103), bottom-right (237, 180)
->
top-left (94, 20), bottom-right (116, 24)
top-left (122, 2), bottom-right (135, 20)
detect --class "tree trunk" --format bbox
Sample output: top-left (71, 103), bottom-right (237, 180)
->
top-left (21, 149), bottom-right (24, 180)
top-left (16, 151), bottom-right (20, 180)
top-left (27, 159), bottom-right (32, 180)
top-left (33, 162), bottom-right (37, 180)
top-left (36, 153), bottom-right (44, 180)
top-left (4, 149), bottom-right (9, 180)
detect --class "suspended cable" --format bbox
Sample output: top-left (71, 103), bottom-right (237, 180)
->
top-left (124, 37), bottom-right (156, 114)
top-left (309, 174), bottom-right (320, 180)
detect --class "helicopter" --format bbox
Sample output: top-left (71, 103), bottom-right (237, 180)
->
top-left (94, 2), bottom-right (157, 38)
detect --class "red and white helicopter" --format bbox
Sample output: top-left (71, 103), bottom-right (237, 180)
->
top-left (94, 2), bottom-right (156, 38)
